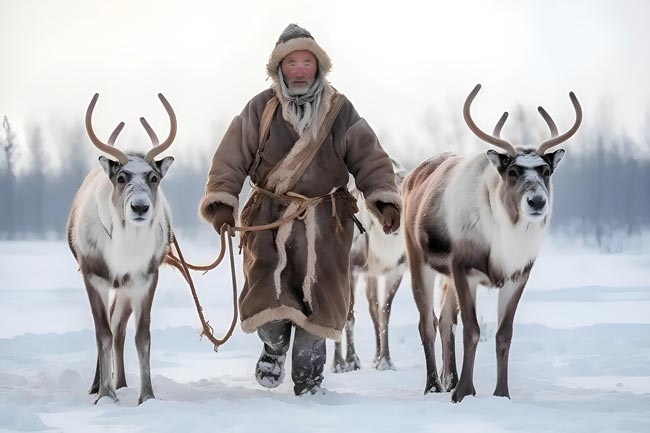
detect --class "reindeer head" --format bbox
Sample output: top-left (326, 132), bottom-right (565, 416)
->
top-left (86, 93), bottom-right (176, 226)
top-left (463, 84), bottom-right (581, 223)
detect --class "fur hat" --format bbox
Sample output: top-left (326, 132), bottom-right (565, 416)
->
top-left (266, 24), bottom-right (332, 82)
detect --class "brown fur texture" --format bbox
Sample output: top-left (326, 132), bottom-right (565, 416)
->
top-left (201, 89), bottom-right (399, 341)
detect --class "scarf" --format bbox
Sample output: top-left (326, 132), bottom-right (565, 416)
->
top-left (278, 66), bottom-right (324, 137)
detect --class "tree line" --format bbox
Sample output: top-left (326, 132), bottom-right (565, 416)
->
top-left (1, 113), bottom-right (649, 250)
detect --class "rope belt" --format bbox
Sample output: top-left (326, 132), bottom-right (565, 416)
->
top-left (164, 186), bottom-right (358, 352)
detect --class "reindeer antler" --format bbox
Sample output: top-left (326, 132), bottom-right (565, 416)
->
top-left (537, 106), bottom-right (558, 138)
top-left (140, 117), bottom-right (159, 147)
top-left (143, 93), bottom-right (176, 162)
top-left (492, 112), bottom-right (509, 138)
top-left (85, 93), bottom-right (129, 165)
top-left (463, 84), bottom-right (518, 156)
top-left (536, 92), bottom-right (582, 154)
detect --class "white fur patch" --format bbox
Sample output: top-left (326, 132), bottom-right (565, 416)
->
top-left (356, 194), bottom-right (406, 273)
top-left (482, 187), bottom-right (546, 277)
top-left (445, 154), bottom-right (547, 280)
top-left (71, 165), bottom-right (170, 286)
top-left (88, 275), bottom-right (112, 313)
top-left (272, 202), bottom-right (299, 300)
top-left (433, 273), bottom-right (446, 319)
top-left (420, 264), bottom-right (437, 311)
top-left (497, 279), bottom-right (520, 324)
top-left (301, 207), bottom-right (318, 307)
top-left (514, 154), bottom-right (545, 168)
top-left (198, 191), bottom-right (240, 225)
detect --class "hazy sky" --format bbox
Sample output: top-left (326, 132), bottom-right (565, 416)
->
top-left (2, 0), bottom-right (649, 171)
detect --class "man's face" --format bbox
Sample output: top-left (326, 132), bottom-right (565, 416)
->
top-left (281, 50), bottom-right (318, 95)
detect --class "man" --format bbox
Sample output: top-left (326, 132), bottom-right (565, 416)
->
top-left (199, 24), bottom-right (401, 396)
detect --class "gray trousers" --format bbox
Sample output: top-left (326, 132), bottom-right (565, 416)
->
top-left (257, 320), bottom-right (326, 395)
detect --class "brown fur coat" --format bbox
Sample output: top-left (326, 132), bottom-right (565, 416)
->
top-left (199, 83), bottom-right (400, 340)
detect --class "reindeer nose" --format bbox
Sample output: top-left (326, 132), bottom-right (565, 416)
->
top-left (527, 196), bottom-right (546, 211)
top-left (131, 202), bottom-right (150, 215)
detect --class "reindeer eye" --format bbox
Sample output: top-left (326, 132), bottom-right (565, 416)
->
top-left (116, 174), bottom-right (126, 184)
top-left (542, 167), bottom-right (551, 177)
top-left (150, 174), bottom-right (159, 184)
top-left (507, 168), bottom-right (519, 178)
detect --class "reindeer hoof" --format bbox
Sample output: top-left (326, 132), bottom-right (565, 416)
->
top-left (94, 389), bottom-right (118, 404)
top-left (331, 360), bottom-right (348, 373)
top-left (88, 384), bottom-right (99, 395)
top-left (345, 354), bottom-right (361, 372)
top-left (424, 376), bottom-right (443, 394)
top-left (375, 358), bottom-right (396, 371)
top-left (451, 384), bottom-right (476, 403)
top-left (441, 372), bottom-right (458, 392)
top-left (138, 393), bottom-right (155, 405)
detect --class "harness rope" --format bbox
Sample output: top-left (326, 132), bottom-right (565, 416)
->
top-left (164, 187), bottom-right (354, 352)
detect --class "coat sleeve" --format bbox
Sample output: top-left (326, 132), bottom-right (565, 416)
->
top-left (343, 118), bottom-right (401, 221)
top-left (198, 101), bottom-right (260, 225)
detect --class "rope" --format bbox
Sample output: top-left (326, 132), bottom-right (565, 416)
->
top-left (165, 230), bottom-right (238, 352)
top-left (163, 187), bottom-right (356, 352)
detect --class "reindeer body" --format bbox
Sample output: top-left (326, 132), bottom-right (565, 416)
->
top-left (67, 94), bottom-right (176, 404)
top-left (403, 85), bottom-right (581, 402)
top-left (333, 164), bottom-right (407, 372)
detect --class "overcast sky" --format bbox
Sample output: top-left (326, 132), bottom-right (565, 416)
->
top-left (1, 0), bottom-right (649, 171)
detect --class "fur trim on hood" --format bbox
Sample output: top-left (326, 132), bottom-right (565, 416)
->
top-left (266, 24), bottom-right (332, 83)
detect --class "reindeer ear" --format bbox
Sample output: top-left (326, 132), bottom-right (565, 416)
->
top-left (155, 156), bottom-right (174, 178)
top-left (548, 149), bottom-right (565, 170)
top-left (98, 156), bottom-right (120, 178)
top-left (486, 150), bottom-right (510, 173)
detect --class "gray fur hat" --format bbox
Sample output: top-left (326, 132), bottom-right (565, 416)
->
top-left (266, 24), bottom-right (332, 82)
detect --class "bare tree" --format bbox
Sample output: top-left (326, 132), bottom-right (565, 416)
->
top-left (1, 116), bottom-right (17, 239)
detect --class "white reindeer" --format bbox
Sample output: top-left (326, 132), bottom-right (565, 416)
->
top-left (67, 93), bottom-right (176, 404)
top-left (402, 84), bottom-right (581, 402)
top-left (333, 161), bottom-right (408, 372)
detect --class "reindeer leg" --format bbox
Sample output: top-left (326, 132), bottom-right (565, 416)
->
top-left (332, 271), bottom-right (354, 373)
top-left (408, 247), bottom-right (442, 394)
top-left (89, 356), bottom-right (100, 395)
top-left (111, 290), bottom-right (132, 390)
top-left (84, 275), bottom-right (117, 403)
top-left (365, 275), bottom-right (382, 368)
top-left (494, 276), bottom-right (527, 398)
top-left (332, 341), bottom-right (347, 373)
top-left (451, 262), bottom-right (479, 403)
top-left (344, 275), bottom-right (361, 371)
top-left (376, 271), bottom-right (402, 371)
top-left (438, 276), bottom-right (459, 392)
top-left (133, 274), bottom-right (157, 405)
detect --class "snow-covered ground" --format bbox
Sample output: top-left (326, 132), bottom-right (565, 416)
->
top-left (1, 237), bottom-right (649, 433)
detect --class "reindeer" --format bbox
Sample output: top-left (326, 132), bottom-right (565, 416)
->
top-left (332, 161), bottom-right (408, 373)
top-left (67, 93), bottom-right (176, 404)
top-left (402, 84), bottom-right (581, 402)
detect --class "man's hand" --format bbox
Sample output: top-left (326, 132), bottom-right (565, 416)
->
top-left (376, 202), bottom-right (400, 234)
top-left (210, 204), bottom-right (235, 235)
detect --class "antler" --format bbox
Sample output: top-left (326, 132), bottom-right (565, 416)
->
top-left (140, 117), bottom-right (159, 146)
top-left (85, 93), bottom-right (129, 165)
top-left (536, 92), bottom-right (582, 154)
top-left (537, 106), bottom-right (558, 138)
top-left (463, 84), bottom-right (518, 156)
top-left (143, 93), bottom-right (176, 162)
top-left (492, 112), bottom-right (509, 138)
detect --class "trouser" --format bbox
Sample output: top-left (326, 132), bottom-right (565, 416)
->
top-left (257, 319), bottom-right (326, 395)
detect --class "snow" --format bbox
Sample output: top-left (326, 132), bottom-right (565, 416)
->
top-left (1, 238), bottom-right (649, 432)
